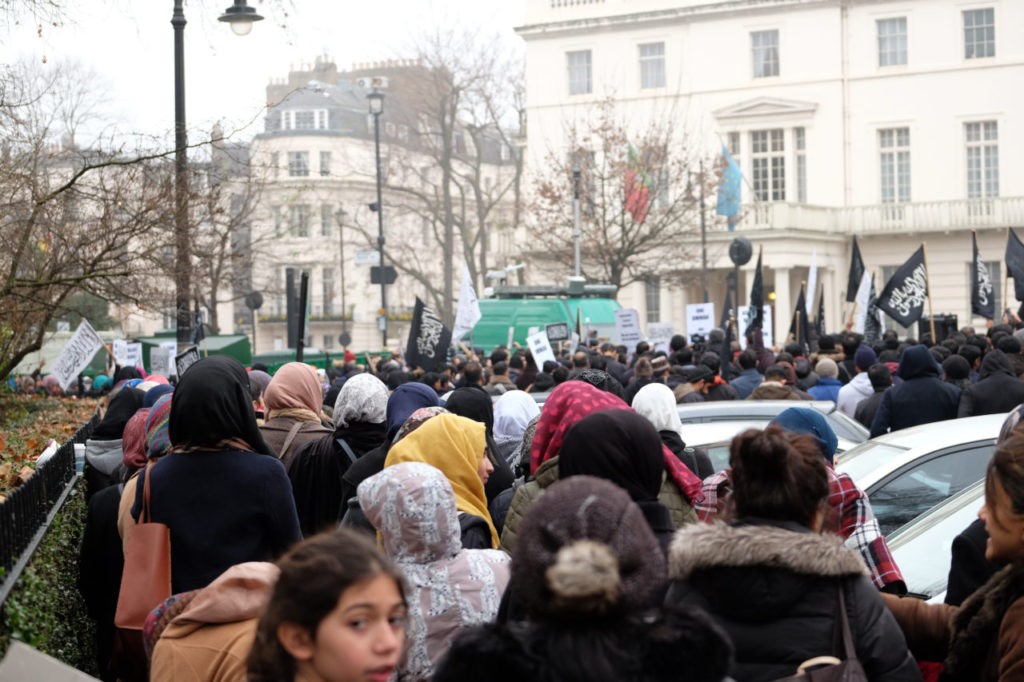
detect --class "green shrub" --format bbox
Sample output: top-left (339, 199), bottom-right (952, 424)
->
top-left (0, 480), bottom-right (97, 674)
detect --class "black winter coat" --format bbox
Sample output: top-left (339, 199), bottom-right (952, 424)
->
top-left (957, 350), bottom-right (1024, 418)
top-left (870, 345), bottom-right (960, 437)
top-left (666, 520), bottom-right (921, 682)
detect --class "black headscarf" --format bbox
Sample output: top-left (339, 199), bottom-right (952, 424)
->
top-left (92, 387), bottom-right (145, 440)
top-left (444, 387), bottom-right (495, 438)
top-left (443, 385), bottom-right (513, 501)
top-left (168, 356), bottom-right (273, 455)
top-left (558, 409), bottom-right (664, 503)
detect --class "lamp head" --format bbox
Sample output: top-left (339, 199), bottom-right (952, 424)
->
top-left (218, 0), bottom-right (264, 36)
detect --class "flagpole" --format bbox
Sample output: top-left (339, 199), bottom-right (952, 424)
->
top-left (922, 242), bottom-right (937, 342)
top-left (1005, 227), bottom-right (1011, 324)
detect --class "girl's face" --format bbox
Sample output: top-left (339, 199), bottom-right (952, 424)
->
top-left (980, 476), bottom-right (1024, 563)
top-left (477, 450), bottom-right (494, 485)
top-left (294, 573), bottom-right (407, 682)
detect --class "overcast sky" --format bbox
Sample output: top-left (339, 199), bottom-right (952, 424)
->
top-left (1, 0), bottom-right (526, 145)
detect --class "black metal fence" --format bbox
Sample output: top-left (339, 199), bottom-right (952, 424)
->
top-left (0, 411), bottom-right (99, 593)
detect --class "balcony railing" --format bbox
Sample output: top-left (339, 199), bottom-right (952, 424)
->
top-left (726, 196), bottom-right (1024, 235)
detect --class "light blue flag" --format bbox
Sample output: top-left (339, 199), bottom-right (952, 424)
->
top-left (716, 145), bottom-right (741, 228)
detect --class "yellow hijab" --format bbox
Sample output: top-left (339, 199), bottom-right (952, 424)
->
top-left (385, 413), bottom-right (498, 548)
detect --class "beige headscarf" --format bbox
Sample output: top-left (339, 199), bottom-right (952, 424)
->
top-left (263, 363), bottom-right (322, 421)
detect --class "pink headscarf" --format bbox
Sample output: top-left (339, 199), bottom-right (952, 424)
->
top-left (263, 363), bottom-right (323, 417)
top-left (530, 380), bottom-right (704, 505)
top-left (122, 408), bottom-right (151, 474)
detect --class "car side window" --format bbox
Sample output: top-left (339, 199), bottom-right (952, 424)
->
top-left (868, 444), bottom-right (993, 536)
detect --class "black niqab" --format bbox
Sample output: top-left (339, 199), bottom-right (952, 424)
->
top-left (168, 356), bottom-right (273, 455)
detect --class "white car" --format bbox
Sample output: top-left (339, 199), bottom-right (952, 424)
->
top-left (888, 480), bottom-right (985, 601)
top-left (835, 413), bottom-right (1005, 536)
top-left (676, 401), bottom-right (868, 473)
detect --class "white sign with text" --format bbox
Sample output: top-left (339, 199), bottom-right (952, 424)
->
top-left (614, 308), bottom-right (643, 348)
top-left (686, 303), bottom-right (717, 338)
top-left (527, 329), bottom-right (557, 369)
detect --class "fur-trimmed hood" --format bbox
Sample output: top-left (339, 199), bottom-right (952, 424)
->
top-left (670, 521), bottom-right (868, 580)
top-left (669, 521), bottom-right (869, 621)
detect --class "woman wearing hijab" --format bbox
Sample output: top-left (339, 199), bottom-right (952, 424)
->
top-left (286, 373), bottom-right (390, 536)
top-left (501, 380), bottom-right (703, 552)
top-left (559, 410), bottom-right (675, 554)
top-left (385, 413), bottom-right (498, 549)
top-left (339, 382), bottom-right (442, 522)
top-left (492, 391), bottom-right (541, 472)
top-left (131, 356), bottom-right (301, 593)
top-left (632, 383), bottom-right (714, 479)
top-left (442, 387), bottom-right (514, 502)
top-left (258, 363), bottom-right (332, 467)
top-left (84, 386), bottom-right (145, 499)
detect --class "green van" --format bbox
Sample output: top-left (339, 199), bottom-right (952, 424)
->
top-left (464, 293), bottom-right (621, 353)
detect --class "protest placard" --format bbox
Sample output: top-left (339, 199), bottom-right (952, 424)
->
top-left (614, 308), bottom-right (643, 348)
top-left (50, 320), bottom-right (105, 390)
top-left (527, 329), bottom-right (557, 369)
top-left (737, 306), bottom-right (774, 349)
top-left (685, 303), bottom-right (716, 338)
top-left (174, 346), bottom-right (201, 378)
top-left (647, 322), bottom-right (675, 353)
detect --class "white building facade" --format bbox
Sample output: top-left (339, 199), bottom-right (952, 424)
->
top-left (517, 0), bottom-right (1024, 341)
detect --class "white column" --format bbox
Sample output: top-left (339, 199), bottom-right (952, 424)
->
top-left (774, 266), bottom-right (792, 349)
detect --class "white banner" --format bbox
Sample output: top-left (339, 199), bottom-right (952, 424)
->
top-left (527, 329), bottom-right (557, 370)
top-left (50, 320), bottom-right (105, 390)
top-left (149, 347), bottom-right (175, 377)
top-left (685, 303), bottom-right (716, 338)
top-left (647, 322), bottom-right (675, 353)
top-left (112, 339), bottom-right (128, 367)
top-left (614, 308), bottom-right (643, 348)
top-left (452, 265), bottom-right (482, 344)
top-left (125, 342), bottom-right (144, 370)
top-left (737, 306), bottom-right (774, 350)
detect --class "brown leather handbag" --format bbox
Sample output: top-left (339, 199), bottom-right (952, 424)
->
top-left (112, 464), bottom-right (172, 681)
top-left (773, 584), bottom-right (868, 682)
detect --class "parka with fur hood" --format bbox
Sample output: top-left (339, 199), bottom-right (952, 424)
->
top-left (358, 462), bottom-right (510, 681)
top-left (666, 520), bottom-right (921, 682)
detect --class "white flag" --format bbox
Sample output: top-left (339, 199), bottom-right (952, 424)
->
top-left (807, 249), bottom-right (818, 315)
top-left (51, 320), bottom-right (105, 390)
top-left (451, 265), bottom-right (481, 345)
top-left (852, 270), bottom-right (872, 334)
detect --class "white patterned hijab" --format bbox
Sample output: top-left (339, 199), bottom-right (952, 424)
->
top-left (493, 390), bottom-right (541, 441)
top-left (333, 373), bottom-right (389, 429)
top-left (631, 382), bottom-right (685, 437)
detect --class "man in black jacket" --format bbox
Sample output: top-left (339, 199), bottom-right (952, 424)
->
top-left (957, 349), bottom-right (1024, 417)
top-left (854, 364), bottom-right (891, 429)
top-left (869, 345), bottom-right (960, 437)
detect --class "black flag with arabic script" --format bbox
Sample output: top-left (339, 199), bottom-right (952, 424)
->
top-left (405, 297), bottom-right (452, 371)
top-left (972, 232), bottom-right (995, 319)
top-left (846, 237), bottom-right (865, 303)
top-left (1005, 228), bottom-right (1024, 303)
top-left (877, 246), bottom-right (928, 327)
top-left (788, 285), bottom-right (810, 349)
top-left (744, 249), bottom-right (764, 335)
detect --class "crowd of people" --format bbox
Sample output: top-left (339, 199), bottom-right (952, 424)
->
top-left (68, 321), bottom-right (1024, 681)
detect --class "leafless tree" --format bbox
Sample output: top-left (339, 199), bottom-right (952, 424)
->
top-left (0, 61), bottom-right (175, 380)
top-left (527, 99), bottom-right (716, 293)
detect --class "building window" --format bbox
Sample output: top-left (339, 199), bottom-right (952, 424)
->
top-left (567, 50), bottom-right (592, 95)
top-left (966, 121), bottom-right (999, 199)
top-left (795, 127), bottom-right (807, 203)
top-left (319, 151), bottom-right (331, 177)
top-left (323, 334), bottom-right (334, 350)
top-left (397, 124), bottom-right (409, 143)
top-left (270, 152), bottom-right (279, 179)
top-left (639, 42), bottom-right (666, 89)
top-left (282, 109), bottom-right (328, 131)
top-left (963, 8), bottom-right (995, 59)
top-left (288, 151), bottom-right (309, 177)
top-left (877, 17), bottom-right (907, 66)
top-left (289, 204), bottom-right (311, 238)
top-left (645, 277), bottom-right (661, 324)
top-left (321, 204), bottom-right (333, 237)
top-left (879, 127), bottom-right (911, 204)
top-left (751, 129), bottom-right (785, 201)
top-left (751, 30), bottom-right (779, 78)
top-left (322, 267), bottom-right (334, 316)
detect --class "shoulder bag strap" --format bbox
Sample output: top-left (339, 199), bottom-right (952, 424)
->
top-left (279, 421), bottom-right (307, 460)
top-left (335, 437), bottom-right (358, 465)
top-left (141, 463), bottom-right (155, 525)
top-left (837, 582), bottom-right (857, 661)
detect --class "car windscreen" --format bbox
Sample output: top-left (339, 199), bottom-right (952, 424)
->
top-left (835, 442), bottom-right (910, 485)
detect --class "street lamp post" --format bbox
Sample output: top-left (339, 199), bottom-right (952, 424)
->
top-left (172, 0), bottom-right (262, 347)
top-left (335, 209), bottom-right (350, 347)
top-left (367, 90), bottom-right (387, 349)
